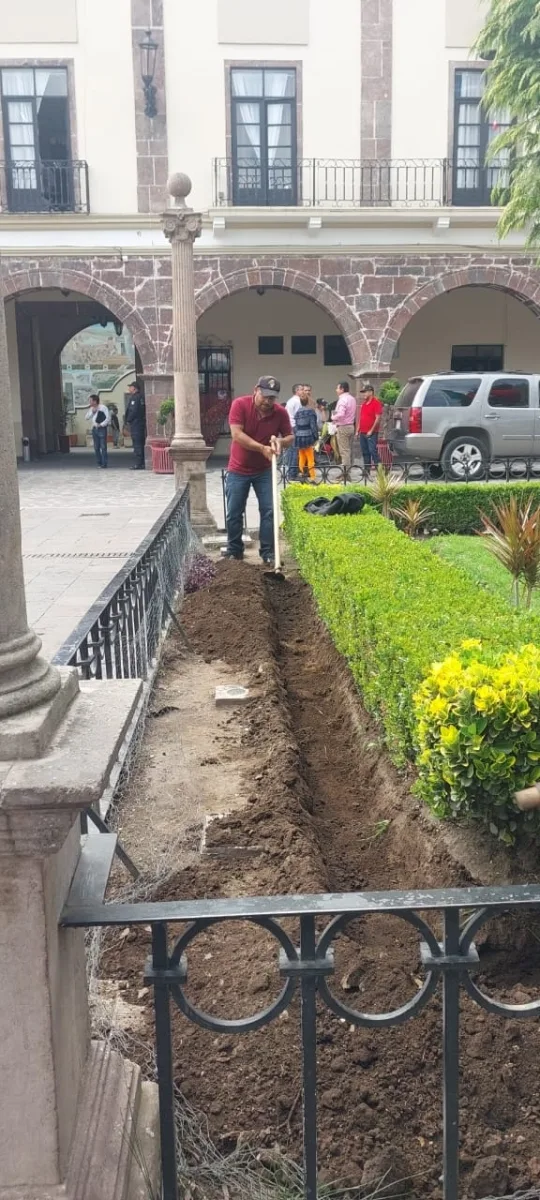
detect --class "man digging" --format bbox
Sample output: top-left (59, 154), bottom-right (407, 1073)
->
top-left (225, 375), bottom-right (293, 564)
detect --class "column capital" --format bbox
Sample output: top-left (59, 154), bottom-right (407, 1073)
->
top-left (162, 208), bottom-right (202, 244)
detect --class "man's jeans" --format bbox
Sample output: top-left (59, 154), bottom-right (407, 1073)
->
top-left (92, 426), bottom-right (108, 468)
top-left (360, 433), bottom-right (380, 469)
top-left (226, 469), bottom-right (273, 560)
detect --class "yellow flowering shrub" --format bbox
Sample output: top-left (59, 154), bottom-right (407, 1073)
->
top-left (414, 642), bottom-right (540, 842)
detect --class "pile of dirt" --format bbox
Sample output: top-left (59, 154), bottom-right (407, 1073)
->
top-left (101, 560), bottom-right (540, 1199)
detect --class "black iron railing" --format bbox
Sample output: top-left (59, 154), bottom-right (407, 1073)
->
top-left (53, 485), bottom-right (191, 681)
top-left (220, 457), bottom-right (540, 526)
top-left (0, 159), bottom-right (90, 213)
top-left (62, 873), bottom-right (540, 1200)
top-left (212, 158), bottom-right (501, 208)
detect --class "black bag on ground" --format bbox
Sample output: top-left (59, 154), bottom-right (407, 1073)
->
top-left (303, 493), bottom-right (366, 517)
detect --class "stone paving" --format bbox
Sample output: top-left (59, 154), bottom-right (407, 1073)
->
top-left (18, 449), bottom-right (257, 661)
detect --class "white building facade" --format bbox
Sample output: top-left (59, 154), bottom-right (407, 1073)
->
top-left (1, 0), bottom-right (538, 458)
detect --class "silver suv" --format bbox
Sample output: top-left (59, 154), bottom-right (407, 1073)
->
top-left (391, 373), bottom-right (540, 479)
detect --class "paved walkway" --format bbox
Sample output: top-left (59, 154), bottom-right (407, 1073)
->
top-left (18, 449), bottom-right (249, 660)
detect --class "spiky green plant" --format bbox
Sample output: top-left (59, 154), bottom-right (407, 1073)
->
top-left (367, 465), bottom-right (402, 519)
top-left (393, 497), bottom-right (434, 538)
top-left (479, 496), bottom-right (540, 608)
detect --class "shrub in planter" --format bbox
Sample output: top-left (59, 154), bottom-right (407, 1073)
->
top-left (184, 553), bottom-right (217, 595)
top-left (414, 642), bottom-right (540, 842)
top-left (283, 487), bottom-right (540, 825)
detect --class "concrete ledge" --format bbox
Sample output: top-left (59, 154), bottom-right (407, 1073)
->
top-left (0, 668), bottom-right (79, 762)
top-left (0, 679), bottom-right (143, 856)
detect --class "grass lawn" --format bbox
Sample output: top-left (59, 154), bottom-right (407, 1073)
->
top-left (430, 534), bottom-right (540, 613)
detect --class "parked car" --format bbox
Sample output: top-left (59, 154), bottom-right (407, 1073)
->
top-left (390, 373), bottom-right (540, 479)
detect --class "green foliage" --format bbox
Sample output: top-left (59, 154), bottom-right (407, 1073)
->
top-left (283, 488), bottom-right (540, 836)
top-left (296, 480), bottom-right (540, 535)
top-left (366, 466), bottom-right (403, 518)
top-left (476, 0), bottom-right (540, 246)
top-left (431, 534), bottom-right (540, 612)
top-left (414, 642), bottom-right (540, 842)
top-left (379, 378), bottom-right (402, 405)
top-left (480, 494), bottom-right (540, 607)
top-left (393, 496), bottom-right (434, 537)
top-left (156, 397), bottom-right (175, 428)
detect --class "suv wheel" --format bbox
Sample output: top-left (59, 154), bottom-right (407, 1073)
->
top-left (441, 436), bottom-right (486, 481)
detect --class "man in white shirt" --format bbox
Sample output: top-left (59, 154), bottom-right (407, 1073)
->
top-left (85, 393), bottom-right (110, 469)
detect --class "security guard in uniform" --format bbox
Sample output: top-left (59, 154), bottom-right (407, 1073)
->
top-left (125, 381), bottom-right (146, 470)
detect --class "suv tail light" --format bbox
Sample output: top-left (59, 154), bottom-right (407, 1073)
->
top-left (409, 407), bottom-right (423, 434)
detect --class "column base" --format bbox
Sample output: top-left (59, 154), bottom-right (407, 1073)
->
top-left (169, 435), bottom-right (217, 531)
top-left (0, 668), bottom-right (79, 762)
top-left (0, 628), bottom-right (62, 721)
top-left (0, 1043), bottom-right (160, 1200)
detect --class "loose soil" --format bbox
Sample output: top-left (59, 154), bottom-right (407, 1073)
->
top-left (101, 560), bottom-right (540, 1199)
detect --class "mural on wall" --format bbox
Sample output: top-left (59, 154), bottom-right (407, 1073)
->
top-left (61, 323), bottom-right (135, 409)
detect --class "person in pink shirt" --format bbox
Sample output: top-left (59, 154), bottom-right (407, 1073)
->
top-left (333, 381), bottom-right (357, 470)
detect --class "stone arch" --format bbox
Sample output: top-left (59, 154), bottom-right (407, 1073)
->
top-left (0, 267), bottom-right (156, 373)
top-left (377, 265), bottom-right (540, 368)
top-left (188, 266), bottom-right (370, 369)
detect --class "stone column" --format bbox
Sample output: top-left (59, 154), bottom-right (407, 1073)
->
top-left (162, 172), bottom-right (216, 530)
top-left (0, 294), bottom-right (61, 723)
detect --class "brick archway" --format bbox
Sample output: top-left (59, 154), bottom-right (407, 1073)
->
top-left (0, 267), bottom-right (156, 373)
top-left (191, 266), bottom-right (370, 368)
top-left (377, 265), bottom-right (540, 367)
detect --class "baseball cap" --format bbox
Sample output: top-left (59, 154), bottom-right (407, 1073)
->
top-left (256, 375), bottom-right (280, 398)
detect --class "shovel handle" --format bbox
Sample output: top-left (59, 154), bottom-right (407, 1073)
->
top-left (272, 453), bottom-right (281, 571)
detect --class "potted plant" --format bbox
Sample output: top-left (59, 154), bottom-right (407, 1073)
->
top-left (150, 397), bottom-right (175, 474)
top-left (58, 396), bottom-right (72, 454)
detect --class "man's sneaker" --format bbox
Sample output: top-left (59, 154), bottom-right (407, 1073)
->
top-left (261, 556), bottom-right (274, 566)
top-left (221, 549), bottom-right (243, 561)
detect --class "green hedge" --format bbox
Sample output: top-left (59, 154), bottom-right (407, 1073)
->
top-left (283, 489), bottom-right (540, 836)
top-left (311, 480), bottom-right (540, 535)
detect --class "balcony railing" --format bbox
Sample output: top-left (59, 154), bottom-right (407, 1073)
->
top-left (0, 159), bottom-right (90, 214)
top-left (212, 157), bottom-right (503, 208)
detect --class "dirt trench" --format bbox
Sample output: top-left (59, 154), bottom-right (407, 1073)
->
top-left (102, 561), bottom-right (540, 1199)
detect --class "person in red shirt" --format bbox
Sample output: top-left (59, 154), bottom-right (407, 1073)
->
top-left (225, 375), bottom-right (293, 563)
top-left (357, 383), bottom-right (384, 470)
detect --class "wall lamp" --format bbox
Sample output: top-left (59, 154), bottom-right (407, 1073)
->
top-left (140, 28), bottom-right (159, 118)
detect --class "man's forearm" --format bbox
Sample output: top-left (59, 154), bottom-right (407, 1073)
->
top-left (280, 434), bottom-right (293, 448)
top-left (233, 429), bottom-right (266, 454)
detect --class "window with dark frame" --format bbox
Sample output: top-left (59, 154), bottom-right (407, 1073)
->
top-left (230, 66), bottom-right (297, 207)
top-left (0, 66), bottom-right (72, 212)
top-left (451, 344), bottom-right (504, 372)
top-left (258, 335), bottom-right (284, 355)
top-left (291, 335), bottom-right (316, 355)
top-left (453, 69), bottom-right (511, 206)
top-left (323, 334), bottom-right (352, 367)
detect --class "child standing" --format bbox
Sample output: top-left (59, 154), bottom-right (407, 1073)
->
top-left (295, 391), bottom-right (319, 481)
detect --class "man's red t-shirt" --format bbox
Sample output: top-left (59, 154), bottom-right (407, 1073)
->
top-left (358, 396), bottom-right (384, 435)
top-left (227, 395), bottom-right (291, 476)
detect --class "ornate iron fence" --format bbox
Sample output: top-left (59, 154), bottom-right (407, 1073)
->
top-left (61, 875), bottom-right (540, 1200)
top-left (53, 485), bottom-right (191, 681)
top-left (220, 457), bottom-right (540, 527)
top-left (212, 158), bottom-right (467, 208)
top-left (0, 159), bottom-right (90, 213)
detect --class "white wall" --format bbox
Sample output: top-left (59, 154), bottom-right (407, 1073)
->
top-left (392, 0), bottom-right (481, 161)
top-left (0, 0), bottom-right (138, 214)
top-left (164, 0), bottom-right (362, 211)
top-left (395, 287), bottom-right (540, 380)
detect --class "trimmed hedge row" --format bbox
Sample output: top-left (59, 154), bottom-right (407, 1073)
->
top-left (283, 488), bottom-right (540, 837)
top-left (320, 480), bottom-right (540, 534)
